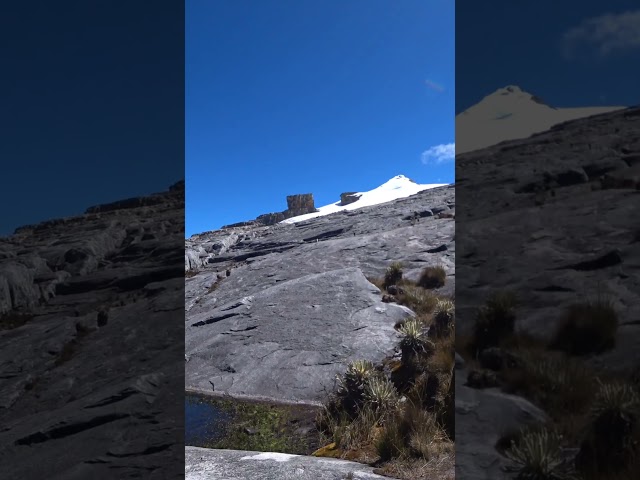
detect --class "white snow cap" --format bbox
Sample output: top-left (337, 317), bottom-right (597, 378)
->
top-left (456, 85), bottom-right (624, 154)
top-left (281, 175), bottom-right (447, 224)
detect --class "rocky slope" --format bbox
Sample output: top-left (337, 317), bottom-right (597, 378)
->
top-left (455, 105), bottom-right (640, 478)
top-left (186, 446), bottom-right (390, 479)
top-left (185, 184), bottom-right (456, 404)
top-left (0, 182), bottom-right (184, 479)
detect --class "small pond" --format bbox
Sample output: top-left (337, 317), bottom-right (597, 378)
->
top-left (185, 393), bottom-right (233, 447)
top-left (185, 392), bottom-right (321, 454)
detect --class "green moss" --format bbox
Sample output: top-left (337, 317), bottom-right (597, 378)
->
top-left (204, 397), bottom-right (320, 454)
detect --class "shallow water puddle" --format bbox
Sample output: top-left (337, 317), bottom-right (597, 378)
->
top-left (185, 393), bottom-right (321, 454)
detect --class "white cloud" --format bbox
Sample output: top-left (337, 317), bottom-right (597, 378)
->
top-left (421, 143), bottom-right (455, 165)
top-left (425, 79), bottom-right (445, 92)
top-left (562, 10), bottom-right (640, 57)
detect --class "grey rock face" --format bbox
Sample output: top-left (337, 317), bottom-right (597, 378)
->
top-left (286, 193), bottom-right (317, 216)
top-left (456, 106), bottom-right (640, 363)
top-left (187, 267), bottom-right (409, 403)
top-left (185, 185), bottom-right (455, 404)
top-left (185, 447), bottom-right (390, 480)
top-left (0, 183), bottom-right (184, 478)
top-left (456, 106), bottom-right (640, 476)
top-left (455, 369), bottom-right (548, 480)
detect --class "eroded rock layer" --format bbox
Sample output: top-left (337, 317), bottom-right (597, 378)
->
top-left (0, 182), bottom-right (184, 479)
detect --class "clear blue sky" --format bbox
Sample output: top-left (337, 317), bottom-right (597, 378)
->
top-left (186, 0), bottom-right (454, 236)
top-left (0, 1), bottom-right (184, 236)
top-left (456, 0), bottom-right (640, 113)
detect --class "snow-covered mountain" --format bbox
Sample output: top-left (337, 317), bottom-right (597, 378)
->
top-left (456, 85), bottom-right (624, 154)
top-left (281, 175), bottom-right (447, 224)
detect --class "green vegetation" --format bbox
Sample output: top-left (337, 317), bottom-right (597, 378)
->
top-left (316, 261), bottom-right (455, 480)
top-left (504, 428), bottom-right (574, 480)
top-left (203, 396), bottom-right (319, 454)
top-left (460, 290), bottom-right (637, 479)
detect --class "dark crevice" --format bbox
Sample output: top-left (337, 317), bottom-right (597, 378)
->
top-left (106, 443), bottom-right (173, 458)
top-left (556, 250), bottom-right (622, 271)
top-left (84, 388), bottom-right (138, 409)
top-left (192, 313), bottom-right (239, 327)
top-left (15, 413), bottom-right (130, 446)
top-left (534, 285), bottom-right (574, 292)
top-left (229, 325), bottom-right (258, 333)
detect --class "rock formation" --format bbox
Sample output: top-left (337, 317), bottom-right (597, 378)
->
top-left (285, 193), bottom-right (316, 216)
top-left (339, 192), bottom-right (361, 206)
top-left (0, 182), bottom-right (184, 478)
top-left (455, 105), bottom-right (640, 478)
top-left (220, 193), bottom-right (318, 230)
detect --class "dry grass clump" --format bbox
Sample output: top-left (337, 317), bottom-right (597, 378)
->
top-left (501, 350), bottom-right (597, 420)
top-left (417, 265), bottom-right (446, 289)
top-left (549, 298), bottom-right (618, 356)
top-left (383, 262), bottom-right (404, 289)
top-left (396, 285), bottom-right (439, 315)
top-left (471, 290), bottom-right (518, 353)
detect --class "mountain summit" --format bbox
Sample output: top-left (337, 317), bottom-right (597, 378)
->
top-left (456, 85), bottom-right (624, 154)
top-left (281, 175), bottom-right (447, 224)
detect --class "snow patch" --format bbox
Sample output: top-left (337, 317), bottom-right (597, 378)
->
top-left (240, 452), bottom-right (298, 462)
top-left (281, 175), bottom-right (447, 224)
top-left (456, 85), bottom-right (625, 154)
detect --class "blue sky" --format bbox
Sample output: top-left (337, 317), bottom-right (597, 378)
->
top-left (457, 1), bottom-right (640, 113)
top-left (0, 1), bottom-right (183, 236)
top-left (186, 0), bottom-right (455, 236)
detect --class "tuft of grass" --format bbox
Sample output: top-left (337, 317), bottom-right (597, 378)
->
top-left (418, 265), bottom-right (446, 289)
top-left (549, 298), bottom-right (618, 356)
top-left (431, 299), bottom-right (455, 338)
top-left (398, 319), bottom-right (433, 362)
top-left (335, 404), bottom-right (381, 452)
top-left (375, 401), bottom-right (450, 463)
top-left (396, 285), bottom-right (439, 316)
top-left (576, 382), bottom-right (640, 476)
top-left (589, 382), bottom-right (640, 422)
top-left (504, 428), bottom-right (576, 480)
top-left (501, 350), bottom-right (597, 419)
top-left (336, 360), bottom-right (376, 416)
top-left (185, 269), bottom-right (199, 278)
top-left (384, 262), bottom-right (404, 289)
top-left (364, 376), bottom-right (399, 413)
top-left (472, 291), bottom-right (518, 353)
top-left (376, 413), bottom-right (409, 461)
